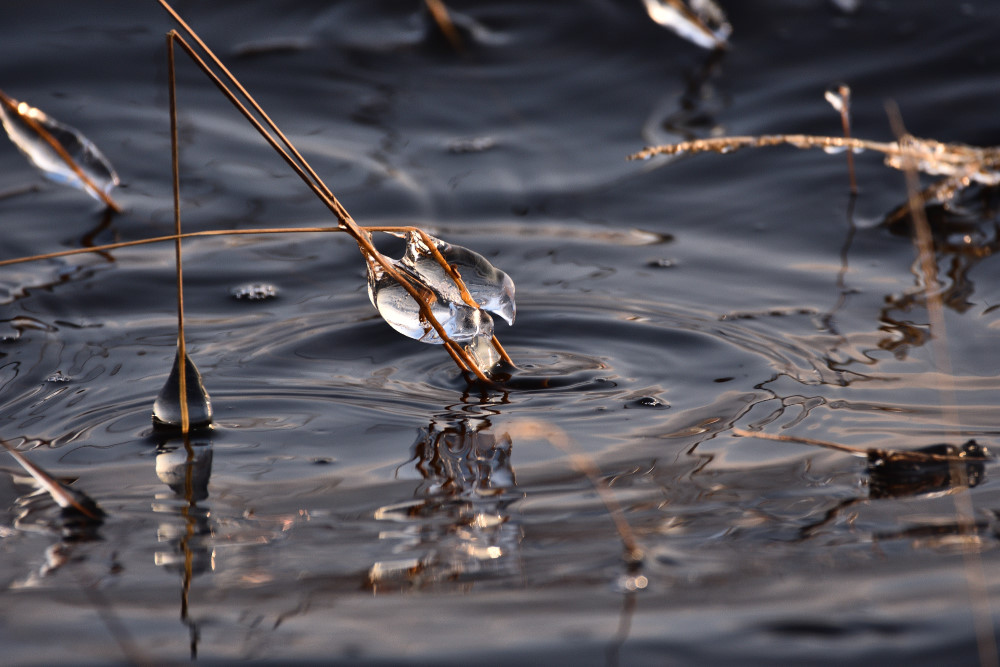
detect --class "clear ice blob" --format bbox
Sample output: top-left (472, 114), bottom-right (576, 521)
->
top-left (0, 92), bottom-right (120, 204)
top-left (401, 231), bottom-right (516, 326)
top-left (366, 255), bottom-right (494, 345)
top-left (152, 349), bottom-right (214, 430)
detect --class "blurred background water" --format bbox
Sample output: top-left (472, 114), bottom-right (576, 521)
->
top-left (1, 1), bottom-right (1000, 664)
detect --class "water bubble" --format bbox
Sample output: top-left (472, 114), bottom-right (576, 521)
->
top-left (627, 396), bottom-right (668, 409)
top-left (0, 94), bottom-right (119, 204)
top-left (231, 282), bottom-right (279, 301)
top-left (152, 349), bottom-right (214, 430)
top-left (447, 136), bottom-right (497, 154)
top-left (45, 371), bottom-right (71, 383)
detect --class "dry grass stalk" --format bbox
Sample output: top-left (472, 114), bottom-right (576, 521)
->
top-left (509, 420), bottom-right (644, 569)
top-left (424, 0), bottom-right (464, 51)
top-left (629, 132), bottom-right (1000, 209)
top-left (885, 104), bottom-right (999, 667)
top-left (824, 83), bottom-right (857, 195)
top-left (731, 428), bottom-right (988, 464)
top-left (157, 0), bottom-right (507, 382)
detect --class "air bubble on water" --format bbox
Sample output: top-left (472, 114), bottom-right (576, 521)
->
top-left (152, 349), bottom-right (214, 430)
top-left (231, 282), bottom-right (278, 301)
top-left (628, 396), bottom-right (668, 409)
top-left (0, 95), bottom-right (120, 204)
top-left (45, 371), bottom-right (71, 383)
top-left (447, 136), bottom-right (497, 154)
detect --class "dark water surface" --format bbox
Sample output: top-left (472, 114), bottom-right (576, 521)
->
top-left (2, 1), bottom-right (1000, 664)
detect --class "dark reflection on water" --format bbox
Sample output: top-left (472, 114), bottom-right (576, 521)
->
top-left (367, 404), bottom-right (521, 592)
top-left (1, 0), bottom-right (1000, 664)
top-left (153, 434), bottom-right (214, 659)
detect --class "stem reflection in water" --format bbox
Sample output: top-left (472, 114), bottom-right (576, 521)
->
top-left (153, 434), bottom-right (214, 659)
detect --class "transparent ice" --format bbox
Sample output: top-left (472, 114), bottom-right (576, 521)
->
top-left (366, 232), bottom-right (515, 371)
top-left (642, 0), bottom-right (731, 50)
top-left (152, 349), bottom-right (214, 429)
top-left (401, 232), bottom-right (515, 326)
top-left (0, 96), bottom-right (120, 203)
top-left (367, 255), bottom-right (494, 345)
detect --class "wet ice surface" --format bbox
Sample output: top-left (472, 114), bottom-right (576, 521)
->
top-left (0, 92), bottom-right (119, 205)
top-left (1, 1), bottom-right (1000, 664)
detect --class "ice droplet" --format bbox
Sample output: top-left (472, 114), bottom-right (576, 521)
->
top-left (366, 255), bottom-right (493, 344)
top-left (152, 350), bottom-right (214, 429)
top-left (0, 93), bottom-right (120, 204)
top-left (824, 83), bottom-right (850, 114)
top-left (402, 232), bottom-right (516, 326)
top-left (642, 0), bottom-right (731, 50)
top-left (464, 334), bottom-right (500, 372)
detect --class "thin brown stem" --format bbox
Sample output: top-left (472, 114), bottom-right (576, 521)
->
top-left (832, 84), bottom-right (858, 195)
top-left (424, 0), bottom-right (464, 52)
top-left (886, 102), bottom-right (998, 667)
top-left (156, 6), bottom-right (501, 381)
top-left (509, 421), bottom-right (642, 563)
top-left (732, 428), bottom-right (983, 463)
top-left (167, 34), bottom-right (191, 435)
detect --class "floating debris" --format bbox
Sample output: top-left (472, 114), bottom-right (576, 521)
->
top-left (152, 349), bottom-right (214, 430)
top-left (629, 128), bottom-right (1000, 208)
top-left (641, 0), bottom-right (731, 50)
top-left (0, 89), bottom-right (121, 211)
top-left (733, 429), bottom-right (991, 499)
top-left (868, 440), bottom-right (988, 499)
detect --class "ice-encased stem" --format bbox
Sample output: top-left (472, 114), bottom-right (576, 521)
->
top-left (0, 88), bottom-right (121, 212)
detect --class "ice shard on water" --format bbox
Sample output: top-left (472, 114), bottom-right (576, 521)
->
top-left (0, 90), bottom-right (120, 207)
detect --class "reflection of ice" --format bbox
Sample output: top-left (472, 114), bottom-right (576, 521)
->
top-left (152, 436), bottom-right (214, 659)
top-left (2, 444), bottom-right (104, 587)
top-left (153, 438), bottom-right (214, 575)
top-left (368, 417), bottom-right (522, 591)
